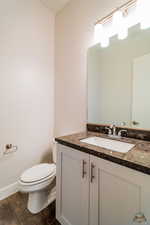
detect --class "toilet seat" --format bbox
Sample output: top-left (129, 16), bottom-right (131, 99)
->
top-left (20, 163), bottom-right (56, 185)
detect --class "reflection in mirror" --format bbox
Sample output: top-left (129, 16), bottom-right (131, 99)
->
top-left (88, 24), bottom-right (150, 130)
top-left (132, 53), bottom-right (150, 129)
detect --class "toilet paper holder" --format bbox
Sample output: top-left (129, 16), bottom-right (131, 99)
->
top-left (4, 144), bottom-right (18, 155)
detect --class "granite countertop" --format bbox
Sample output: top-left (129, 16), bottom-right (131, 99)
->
top-left (55, 131), bottom-right (150, 175)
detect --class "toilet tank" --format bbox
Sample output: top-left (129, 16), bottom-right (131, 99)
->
top-left (52, 139), bottom-right (57, 164)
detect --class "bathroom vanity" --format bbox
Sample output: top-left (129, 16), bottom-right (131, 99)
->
top-left (55, 22), bottom-right (150, 225)
top-left (56, 132), bottom-right (150, 225)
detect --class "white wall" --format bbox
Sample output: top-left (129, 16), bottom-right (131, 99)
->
top-left (55, 0), bottom-right (128, 136)
top-left (0, 0), bottom-right (54, 190)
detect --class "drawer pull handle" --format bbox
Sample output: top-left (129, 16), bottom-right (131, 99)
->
top-left (91, 163), bottom-right (95, 183)
top-left (82, 160), bottom-right (87, 178)
top-left (133, 212), bottom-right (147, 224)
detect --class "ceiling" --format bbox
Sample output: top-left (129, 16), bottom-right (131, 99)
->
top-left (40, 0), bottom-right (71, 13)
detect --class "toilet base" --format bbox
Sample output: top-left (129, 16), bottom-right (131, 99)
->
top-left (28, 186), bottom-right (56, 214)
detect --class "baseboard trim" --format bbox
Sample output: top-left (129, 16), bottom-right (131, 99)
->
top-left (0, 182), bottom-right (18, 201)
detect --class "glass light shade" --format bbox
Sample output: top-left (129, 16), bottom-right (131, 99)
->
top-left (94, 24), bottom-right (103, 44)
top-left (118, 27), bottom-right (128, 40)
top-left (113, 10), bottom-right (123, 33)
top-left (94, 23), bottom-right (109, 47)
top-left (136, 0), bottom-right (150, 29)
top-left (100, 36), bottom-right (109, 48)
top-left (112, 10), bottom-right (128, 40)
top-left (100, 26), bottom-right (110, 48)
top-left (141, 19), bottom-right (150, 29)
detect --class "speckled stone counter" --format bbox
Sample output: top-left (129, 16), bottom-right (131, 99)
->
top-left (55, 131), bottom-right (150, 175)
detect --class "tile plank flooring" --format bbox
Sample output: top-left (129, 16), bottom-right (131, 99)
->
top-left (0, 192), bottom-right (60, 225)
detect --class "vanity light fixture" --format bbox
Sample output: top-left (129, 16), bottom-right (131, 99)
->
top-left (112, 10), bottom-right (128, 40)
top-left (94, 0), bottom-right (137, 47)
top-left (94, 0), bottom-right (150, 47)
top-left (136, 0), bottom-right (150, 29)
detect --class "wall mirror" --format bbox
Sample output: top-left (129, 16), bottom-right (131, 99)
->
top-left (88, 24), bottom-right (150, 130)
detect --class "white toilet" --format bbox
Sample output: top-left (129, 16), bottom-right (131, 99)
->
top-left (18, 146), bottom-right (56, 214)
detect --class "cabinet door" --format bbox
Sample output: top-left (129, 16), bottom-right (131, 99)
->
top-left (90, 155), bottom-right (145, 225)
top-left (56, 144), bottom-right (90, 225)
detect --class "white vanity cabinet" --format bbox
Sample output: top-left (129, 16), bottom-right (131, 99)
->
top-left (90, 155), bottom-right (150, 225)
top-left (56, 144), bottom-right (150, 225)
top-left (56, 144), bottom-right (90, 225)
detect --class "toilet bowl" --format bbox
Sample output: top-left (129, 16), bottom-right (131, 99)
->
top-left (19, 141), bottom-right (57, 214)
top-left (18, 163), bottom-right (56, 214)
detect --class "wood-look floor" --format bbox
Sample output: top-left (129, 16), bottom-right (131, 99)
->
top-left (0, 192), bottom-right (60, 225)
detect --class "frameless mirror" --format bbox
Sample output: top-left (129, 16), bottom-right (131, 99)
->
top-left (88, 24), bottom-right (150, 130)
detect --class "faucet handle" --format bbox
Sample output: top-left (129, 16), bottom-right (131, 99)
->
top-left (120, 122), bottom-right (126, 126)
top-left (105, 127), bottom-right (112, 135)
top-left (118, 129), bottom-right (127, 137)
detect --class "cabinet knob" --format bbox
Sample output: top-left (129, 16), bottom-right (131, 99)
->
top-left (133, 212), bottom-right (147, 224)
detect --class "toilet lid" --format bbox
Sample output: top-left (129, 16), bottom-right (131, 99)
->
top-left (20, 163), bottom-right (56, 183)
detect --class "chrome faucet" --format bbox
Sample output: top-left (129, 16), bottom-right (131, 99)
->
top-left (105, 124), bottom-right (127, 139)
top-left (110, 124), bottom-right (117, 136)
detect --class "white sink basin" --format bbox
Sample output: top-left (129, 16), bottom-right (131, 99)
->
top-left (80, 136), bottom-right (135, 153)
